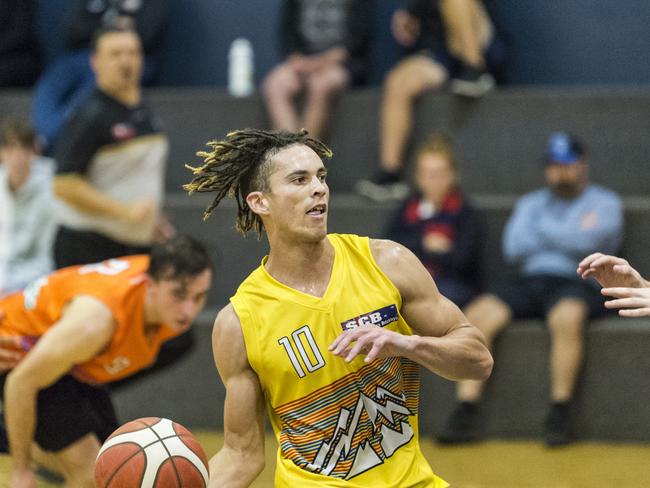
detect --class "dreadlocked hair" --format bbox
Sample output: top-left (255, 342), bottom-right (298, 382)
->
top-left (184, 128), bottom-right (332, 237)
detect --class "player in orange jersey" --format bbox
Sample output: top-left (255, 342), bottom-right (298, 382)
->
top-left (0, 235), bottom-right (212, 488)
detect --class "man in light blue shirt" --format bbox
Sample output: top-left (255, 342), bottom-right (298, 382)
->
top-left (438, 132), bottom-right (623, 446)
top-left (0, 117), bottom-right (57, 297)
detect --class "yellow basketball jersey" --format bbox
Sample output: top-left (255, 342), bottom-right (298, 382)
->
top-left (231, 234), bottom-right (448, 488)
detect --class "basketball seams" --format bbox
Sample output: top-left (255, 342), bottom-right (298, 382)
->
top-left (144, 420), bottom-right (184, 487)
top-left (99, 442), bottom-right (146, 488)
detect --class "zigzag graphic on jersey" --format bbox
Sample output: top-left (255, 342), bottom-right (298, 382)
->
top-left (276, 356), bottom-right (420, 479)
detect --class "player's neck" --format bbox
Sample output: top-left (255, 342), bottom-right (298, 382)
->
top-left (99, 84), bottom-right (142, 107)
top-left (265, 237), bottom-right (334, 297)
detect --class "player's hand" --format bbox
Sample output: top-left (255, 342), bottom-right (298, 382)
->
top-left (10, 468), bottom-right (37, 488)
top-left (0, 335), bottom-right (23, 371)
top-left (392, 10), bottom-right (420, 47)
top-left (422, 233), bottom-right (452, 253)
top-left (602, 286), bottom-right (650, 317)
top-left (329, 326), bottom-right (413, 363)
top-left (578, 253), bottom-right (648, 289)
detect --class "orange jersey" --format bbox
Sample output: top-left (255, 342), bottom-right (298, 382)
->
top-left (0, 256), bottom-right (178, 384)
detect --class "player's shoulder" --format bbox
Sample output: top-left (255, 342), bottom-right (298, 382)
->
top-left (369, 238), bottom-right (418, 267)
top-left (585, 184), bottom-right (622, 204)
top-left (212, 303), bottom-right (243, 342)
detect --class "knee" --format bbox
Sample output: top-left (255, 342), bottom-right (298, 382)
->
top-left (307, 73), bottom-right (347, 101)
top-left (464, 294), bottom-right (512, 339)
top-left (384, 66), bottom-right (422, 100)
top-left (384, 61), bottom-right (445, 100)
top-left (262, 66), bottom-right (300, 100)
top-left (547, 299), bottom-right (588, 335)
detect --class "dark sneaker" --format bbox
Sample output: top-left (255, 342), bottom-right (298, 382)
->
top-left (355, 179), bottom-right (410, 203)
top-left (451, 65), bottom-right (495, 98)
top-left (544, 403), bottom-right (572, 447)
top-left (35, 466), bottom-right (65, 485)
top-left (436, 402), bottom-right (480, 444)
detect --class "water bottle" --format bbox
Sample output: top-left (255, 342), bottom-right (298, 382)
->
top-left (228, 38), bottom-right (254, 97)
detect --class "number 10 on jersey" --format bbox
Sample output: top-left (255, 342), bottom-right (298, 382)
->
top-left (278, 325), bottom-right (326, 378)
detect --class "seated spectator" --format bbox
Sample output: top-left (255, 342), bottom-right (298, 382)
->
top-left (357, 0), bottom-right (505, 201)
top-left (438, 132), bottom-right (623, 447)
top-left (578, 253), bottom-right (650, 317)
top-left (385, 133), bottom-right (481, 308)
top-left (0, 0), bottom-right (41, 87)
top-left (0, 117), bottom-right (56, 297)
top-left (51, 24), bottom-right (173, 270)
top-left (262, 0), bottom-right (372, 141)
top-left (32, 0), bottom-right (171, 150)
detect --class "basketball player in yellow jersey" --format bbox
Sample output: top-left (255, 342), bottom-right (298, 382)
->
top-left (185, 129), bottom-right (493, 487)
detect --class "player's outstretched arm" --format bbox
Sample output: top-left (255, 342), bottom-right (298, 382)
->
top-left (577, 253), bottom-right (650, 289)
top-left (4, 296), bottom-right (115, 485)
top-left (330, 240), bottom-right (492, 381)
top-left (208, 304), bottom-right (266, 488)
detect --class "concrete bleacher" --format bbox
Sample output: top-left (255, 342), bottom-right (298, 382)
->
top-left (2, 87), bottom-right (650, 441)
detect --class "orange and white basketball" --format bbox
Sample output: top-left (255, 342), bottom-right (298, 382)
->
top-left (95, 417), bottom-right (209, 487)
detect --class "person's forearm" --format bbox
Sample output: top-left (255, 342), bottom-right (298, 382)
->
top-left (404, 328), bottom-right (493, 381)
top-left (54, 175), bottom-right (129, 219)
top-left (208, 447), bottom-right (264, 488)
top-left (5, 371), bottom-right (38, 471)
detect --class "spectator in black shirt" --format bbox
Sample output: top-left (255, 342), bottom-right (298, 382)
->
top-left (32, 0), bottom-right (171, 150)
top-left (262, 0), bottom-right (372, 141)
top-left (52, 24), bottom-right (173, 269)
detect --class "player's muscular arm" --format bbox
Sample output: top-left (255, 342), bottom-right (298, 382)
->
top-left (5, 296), bottom-right (115, 474)
top-left (208, 304), bottom-right (265, 488)
top-left (331, 240), bottom-right (492, 381)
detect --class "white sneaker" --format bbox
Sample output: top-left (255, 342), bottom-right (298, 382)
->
top-left (355, 179), bottom-right (410, 202)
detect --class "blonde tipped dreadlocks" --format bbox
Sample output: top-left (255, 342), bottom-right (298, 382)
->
top-left (184, 129), bottom-right (332, 237)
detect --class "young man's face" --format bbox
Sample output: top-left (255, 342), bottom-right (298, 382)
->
top-left (0, 140), bottom-right (34, 173)
top-left (261, 144), bottom-right (330, 242)
top-left (91, 31), bottom-right (143, 94)
top-left (148, 268), bottom-right (212, 332)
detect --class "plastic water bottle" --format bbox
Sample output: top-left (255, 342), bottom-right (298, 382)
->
top-left (228, 38), bottom-right (254, 97)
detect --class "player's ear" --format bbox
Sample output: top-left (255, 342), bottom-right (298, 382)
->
top-left (246, 191), bottom-right (270, 216)
top-left (142, 273), bottom-right (154, 287)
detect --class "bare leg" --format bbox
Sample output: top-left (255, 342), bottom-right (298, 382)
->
top-left (457, 294), bottom-right (512, 401)
top-left (439, 0), bottom-right (493, 67)
top-left (303, 64), bottom-right (349, 141)
top-left (546, 298), bottom-right (588, 402)
top-left (380, 55), bottom-right (447, 173)
top-left (34, 433), bottom-right (101, 487)
top-left (261, 62), bottom-right (303, 132)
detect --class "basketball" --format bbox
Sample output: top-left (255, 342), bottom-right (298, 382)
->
top-left (95, 417), bottom-right (209, 488)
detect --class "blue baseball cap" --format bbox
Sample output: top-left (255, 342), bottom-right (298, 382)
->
top-left (545, 132), bottom-right (585, 165)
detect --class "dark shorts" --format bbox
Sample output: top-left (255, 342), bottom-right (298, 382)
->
top-left (1, 374), bottom-right (118, 452)
top-left (491, 274), bottom-right (608, 320)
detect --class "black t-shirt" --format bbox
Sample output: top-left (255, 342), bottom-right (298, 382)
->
top-left (54, 88), bottom-right (162, 176)
top-left (52, 88), bottom-right (168, 245)
top-left (280, 0), bottom-right (372, 84)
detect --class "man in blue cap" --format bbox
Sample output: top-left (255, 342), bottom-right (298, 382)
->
top-left (437, 132), bottom-right (623, 446)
